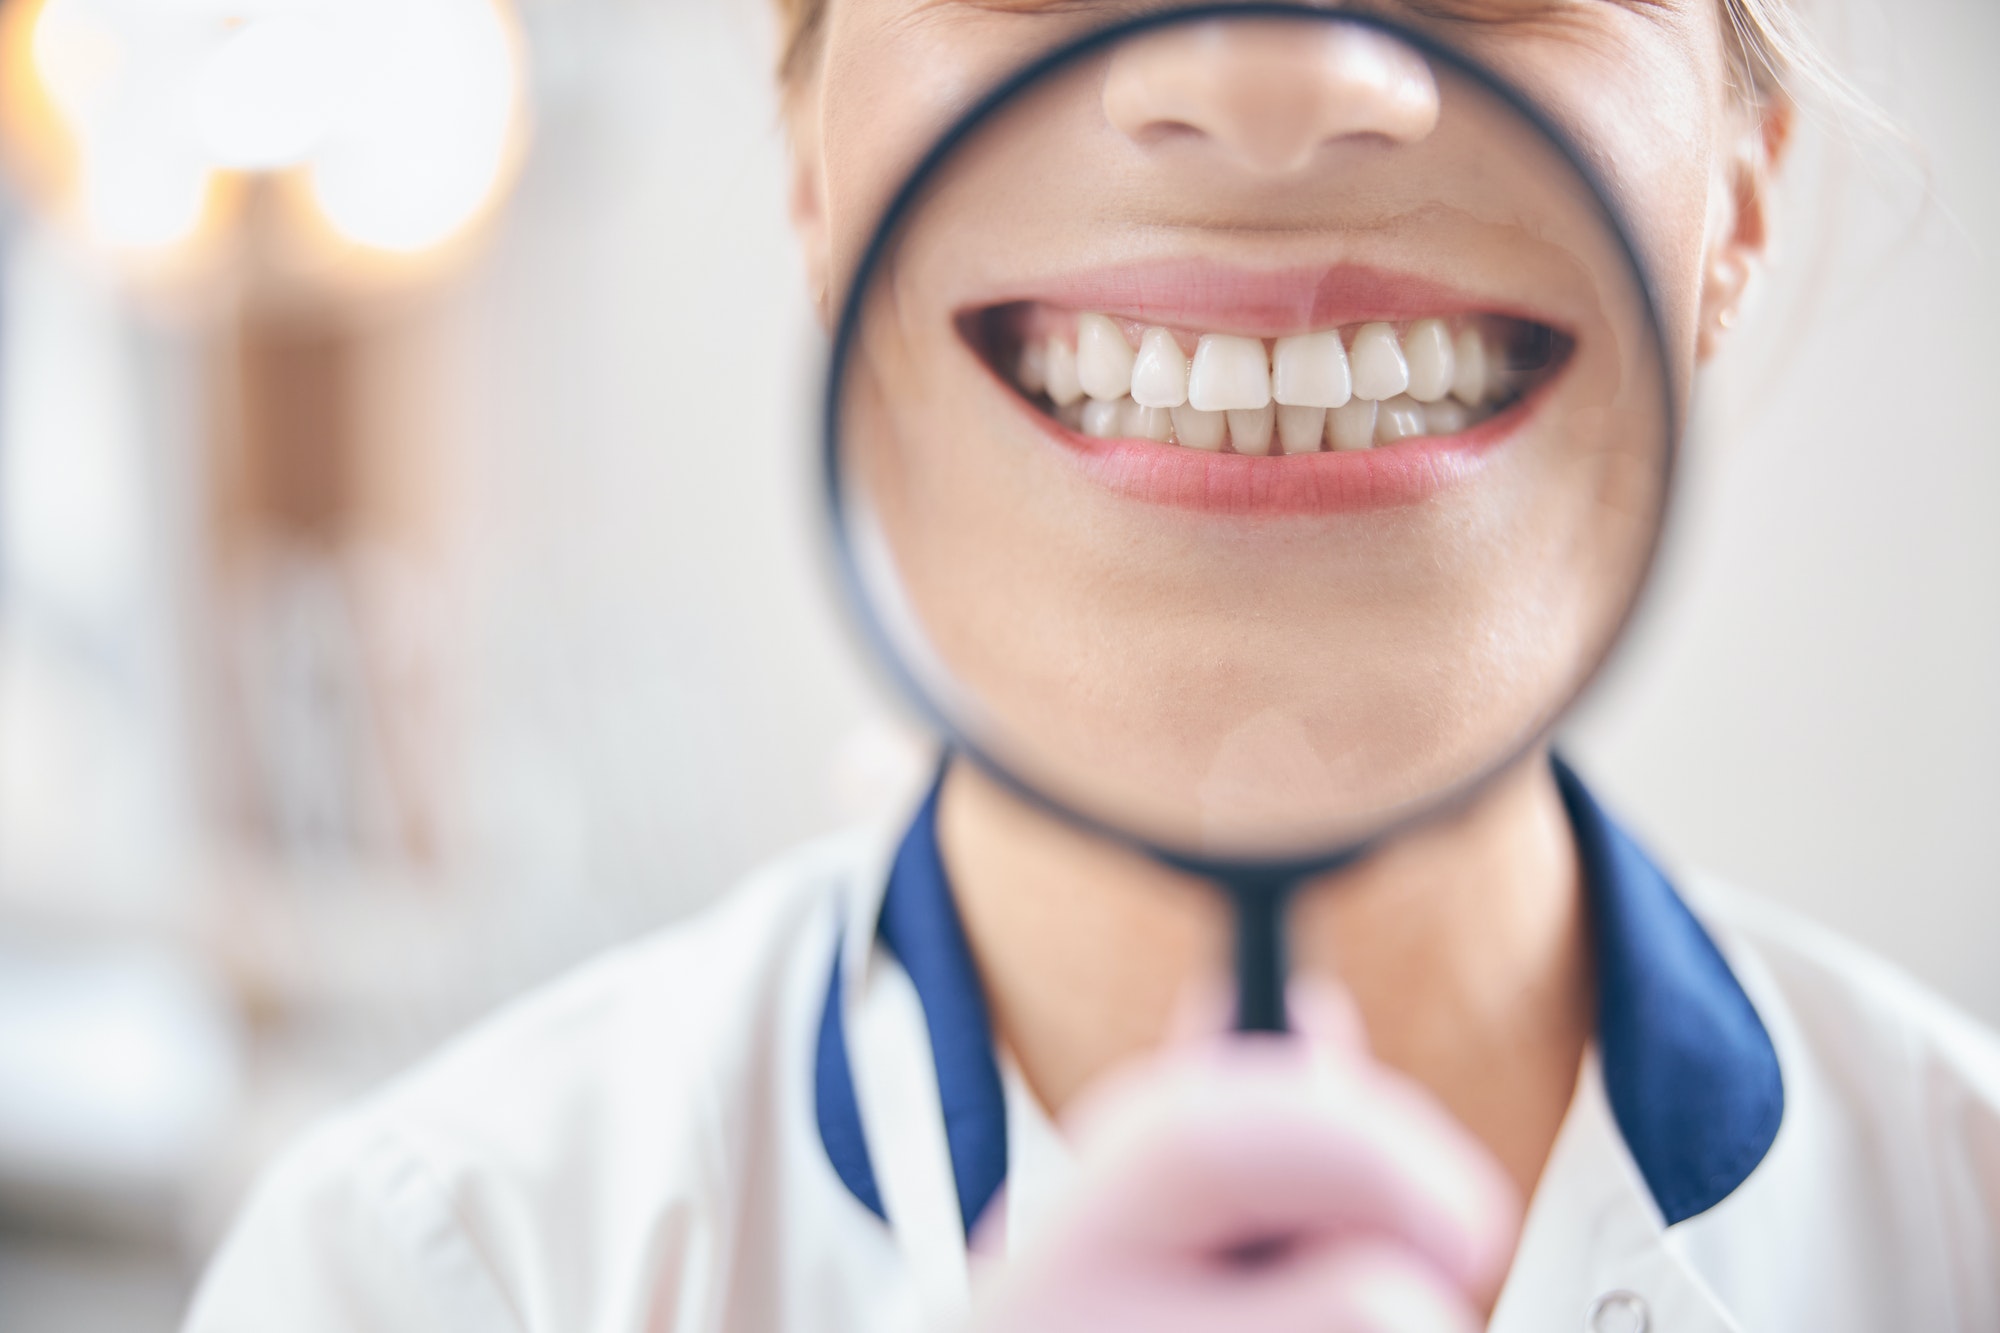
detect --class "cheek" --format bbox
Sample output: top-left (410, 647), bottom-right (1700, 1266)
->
top-left (817, 5), bottom-right (1058, 290)
top-left (1504, 27), bottom-right (1728, 401)
top-left (1621, 132), bottom-right (1722, 398)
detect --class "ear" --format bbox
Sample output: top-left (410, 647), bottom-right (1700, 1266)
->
top-left (1697, 95), bottom-right (1793, 362)
top-left (785, 84), bottom-right (834, 329)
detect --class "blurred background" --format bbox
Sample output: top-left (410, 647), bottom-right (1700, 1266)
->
top-left (0, 0), bottom-right (1990, 1327)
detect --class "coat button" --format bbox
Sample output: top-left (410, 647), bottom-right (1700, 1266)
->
top-left (1586, 1291), bottom-right (1650, 1333)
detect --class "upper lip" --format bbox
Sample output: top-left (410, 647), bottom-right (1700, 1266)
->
top-left (952, 258), bottom-right (1573, 341)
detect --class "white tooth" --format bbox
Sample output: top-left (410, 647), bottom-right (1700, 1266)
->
top-left (1404, 318), bottom-right (1455, 403)
top-left (1450, 327), bottom-right (1488, 406)
top-left (1349, 323), bottom-right (1410, 401)
top-left (1327, 398), bottom-right (1377, 451)
top-left (1423, 399), bottom-right (1470, 436)
top-left (1077, 313), bottom-right (1136, 401)
top-left (1187, 335), bottom-right (1271, 412)
top-left (1130, 327), bottom-right (1189, 408)
top-left (1045, 336), bottom-right (1084, 406)
top-left (1017, 340), bottom-right (1047, 395)
top-left (1375, 395), bottom-right (1426, 444)
top-left (1081, 398), bottom-right (1123, 438)
top-left (1272, 331), bottom-right (1352, 408)
top-left (1227, 405), bottom-right (1275, 455)
top-left (1171, 403), bottom-right (1228, 451)
top-left (1121, 398), bottom-right (1174, 442)
top-left (1276, 405), bottom-right (1326, 455)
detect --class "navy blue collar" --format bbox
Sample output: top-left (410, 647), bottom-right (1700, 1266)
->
top-left (815, 757), bottom-right (1783, 1234)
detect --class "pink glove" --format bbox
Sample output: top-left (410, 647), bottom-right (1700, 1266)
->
top-left (971, 988), bottom-right (1519, 1333)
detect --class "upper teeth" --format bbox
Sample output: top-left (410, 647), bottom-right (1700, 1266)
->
top-left (1450, 326), bottom-right (1488, 407)
top-left (1349, 323), bottom-right (1410, 402)
top-left (1189, 335), bottom-right (1274, 412)
top-left (1272, 331), bottom-right (1351, 409)
top-left (1131, 327), bottom-right (1190, 408)
top-left (1402, 318), bottom-right (1455, 403)
top-left (1076, 313), bottom-right (1138, 401)
top-left (1044, 335), bottom-right (1085, 406)
top-left (1023, 311), bottom-right (1525, 454)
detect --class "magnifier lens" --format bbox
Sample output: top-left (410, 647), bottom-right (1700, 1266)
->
top-left (831, 10), bottom-right (1672, 869)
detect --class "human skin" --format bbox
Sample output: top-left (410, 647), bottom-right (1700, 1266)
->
top-left (838, 15), bottom-right (1672, 856)
top-left (783, 0), bottom-right (1787, 1294)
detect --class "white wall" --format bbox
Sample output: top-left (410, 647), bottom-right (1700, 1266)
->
top-left (445, 0), bottom-right (2000, 1020)
top-left (432, 0), bottom-right (883, 977)
top-left (1566, 0), bottom-right (2000, 1023)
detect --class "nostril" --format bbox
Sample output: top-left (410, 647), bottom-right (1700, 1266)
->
top-left (1123, 117), bottom-right (1215, 151)
top-left (1102, 19), bottom-right (1440, 173)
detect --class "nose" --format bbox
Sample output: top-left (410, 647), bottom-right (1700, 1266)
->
top-left (1102, 19), bottom-right (1439, 175)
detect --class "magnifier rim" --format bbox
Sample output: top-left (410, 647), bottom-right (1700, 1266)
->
top-left (822, 0), bottom-right (1682, 887)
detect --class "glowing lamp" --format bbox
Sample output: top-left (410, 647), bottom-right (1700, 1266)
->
top-left (0, 0), bottom-right (528, 271)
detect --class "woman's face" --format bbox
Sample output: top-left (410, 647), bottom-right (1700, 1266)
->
top-left (796, 2), bottom-right (1776, 856)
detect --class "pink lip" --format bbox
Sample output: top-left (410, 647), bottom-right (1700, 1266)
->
top-left (976, 259), bottom-right (1564, 338)
top-left (965, 259), bottom-right (1567, 516)
top-left (1032, 401), bottom-right (1532, 517)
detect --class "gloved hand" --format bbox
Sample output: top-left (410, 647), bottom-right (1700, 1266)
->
top-left (970, 985), bottom-right (1520, 1333)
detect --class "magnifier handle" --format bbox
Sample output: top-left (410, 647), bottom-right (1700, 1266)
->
top-left (1232, 886), bottom-right (1291, 1034)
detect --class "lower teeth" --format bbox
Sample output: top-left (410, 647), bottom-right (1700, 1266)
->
top-left (1055, 390), bottom-right (1505, 451)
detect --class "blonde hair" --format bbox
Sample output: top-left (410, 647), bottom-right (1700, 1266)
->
top-left (1721, 0), bottom-right (1901, 146)
top-left (1726, 0), bottom-right (1836, 105)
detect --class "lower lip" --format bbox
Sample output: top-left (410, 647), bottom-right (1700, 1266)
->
top-left (1033, 398), bottom-right (1533, 517)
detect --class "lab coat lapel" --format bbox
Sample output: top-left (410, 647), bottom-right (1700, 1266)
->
top-left (848, 948), bottom-right (974, 1324)
top-left (1492, 1049), bottom-right (1743, 1333)
top-left (820, 775), bottom-right (984, 1322)
top-left (817, 759), bottom-right (1785, 1332)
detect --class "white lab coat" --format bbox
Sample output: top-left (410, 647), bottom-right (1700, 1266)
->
top-left (184, 771), bottom-right (2000, 1333)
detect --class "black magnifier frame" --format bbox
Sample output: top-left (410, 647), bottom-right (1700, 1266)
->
top-left (821, 2), bottom-right (1681, 1033)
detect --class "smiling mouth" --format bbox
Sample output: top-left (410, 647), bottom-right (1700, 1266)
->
top-left (969, 304), bottom-right (1572, 455)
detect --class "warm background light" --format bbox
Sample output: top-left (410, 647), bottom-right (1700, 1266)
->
top-left (1, 0), bottom-right (526, 268)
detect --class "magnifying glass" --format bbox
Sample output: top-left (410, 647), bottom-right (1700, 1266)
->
top-left (825, 4), bottom-right (1675, 1034)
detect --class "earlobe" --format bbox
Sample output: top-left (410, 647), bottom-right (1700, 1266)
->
top-left (1697, 244), bottom-right (1750, 362)
top-left (1696, 98), bottom-right (1793, 362)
